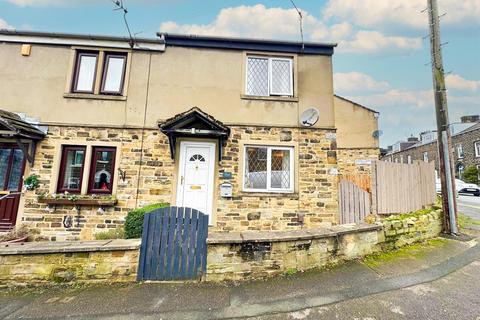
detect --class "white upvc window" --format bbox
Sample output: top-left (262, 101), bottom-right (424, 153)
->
top-left (457, 144), bottom-right (464, 158)
top-left (475, 141), bottom-right (480, 158)
top-left (243, 145), bottom-right (294, 193)
top-left (245, 56), bottom-right (293, 97)
top-left (423, 152), bottom-right (429, 162)
top-left (407, 155), bottom-right (412, 164)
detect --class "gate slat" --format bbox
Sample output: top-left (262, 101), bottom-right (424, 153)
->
top-left (144, 211), bottom-right (157, 279)
top-left (199, 215), bottom-right (209, 277)
top-left (137, 211), bottom-right (151, 280)
top-left (150, 208), bottom-right (164, 279)
top-left (195, 214), bottom-right (208, 278)
top-left (179, 208), bottom-right (192, 279)
top-left (165, 206), bottom-right (178, 280)
top-left (157, 207), bottom-right (170, 280)
top-left (172, 208), bottom-right (184, 280)
top-left (187, 210), bottom-right (199, 278)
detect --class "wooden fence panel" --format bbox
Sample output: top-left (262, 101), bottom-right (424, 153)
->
top-left (339, 180), bottom-right (371, 224)
top-left (371, 161), bottom-right (436, 215)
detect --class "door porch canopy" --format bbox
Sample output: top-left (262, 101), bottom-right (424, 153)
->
top-left (0, 109), bottom-right (46, 165)
top-left (159, 107), bottom-right (230, 161)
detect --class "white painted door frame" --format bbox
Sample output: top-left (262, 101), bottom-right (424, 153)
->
top-left (176, 141), bottom-right (216, 223)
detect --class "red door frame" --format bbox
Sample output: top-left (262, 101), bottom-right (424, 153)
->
top-left (0, 143), bottom-right (27, 231)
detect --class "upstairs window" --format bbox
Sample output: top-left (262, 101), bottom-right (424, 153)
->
top-left (72, 52), bottom-right (98, 93)
top-left (246, 56), bottom-right (293, 97)
top-left (71, 50), bottom-right (127, 96)
top-left (101, 53), bottom-right (127, 95)
top-left (475, 141), bottom-right (480, 158)
top-left (457, 144), bottom-right (464, 158)
top-left (423, 152), bottom-right (429, 162)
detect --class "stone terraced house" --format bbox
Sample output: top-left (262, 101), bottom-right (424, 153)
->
top-left (383, 123), bottom-right (480, 179)
top-left (0, 30), bottom-right (379, 241)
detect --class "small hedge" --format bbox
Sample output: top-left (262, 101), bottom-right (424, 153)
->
top-left (124, 203), bottom-right (169, 239)
top-left (94, 227), bottom-right (125, 240)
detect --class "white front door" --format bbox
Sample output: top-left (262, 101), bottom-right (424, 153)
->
top-left (176, 141), bottom-right (216, 223)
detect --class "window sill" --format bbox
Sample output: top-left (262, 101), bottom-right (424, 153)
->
top-left (38, 197), bottom-right (117, 206)
top-left (239, 192), bottom-right (298, 199)
top-left (63, 93), bottom-right (127, 101)
top-left (240, 94), bottom-right (299, 102)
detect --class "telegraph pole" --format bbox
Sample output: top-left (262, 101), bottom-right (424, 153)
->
top-left (427, 0), bottom-right (458, 234)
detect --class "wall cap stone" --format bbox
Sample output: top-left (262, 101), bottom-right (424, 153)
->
top-left (207, 223), bottom-right (382, 244)
top-left (0, 239), bottom-right (141, 255)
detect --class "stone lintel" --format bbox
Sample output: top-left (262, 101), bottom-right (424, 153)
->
top-left (0, 239), bottom-right (141, 255)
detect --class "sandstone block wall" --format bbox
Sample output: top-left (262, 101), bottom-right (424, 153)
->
top-left (0, 249), bottom-right (139, 285)
top-left (206, 208), bottom-right (443, 281)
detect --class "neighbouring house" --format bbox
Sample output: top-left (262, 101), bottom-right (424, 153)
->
top-left (382, 122), bottom-right (480, 178)
top-left (0, 30), bottom-right (379, 241)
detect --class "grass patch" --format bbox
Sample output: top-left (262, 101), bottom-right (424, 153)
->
top-left (286, 268), bottom-right (298, 276)
top-left (458, 213), bottom-right (480, 229)
top-left (383, 206), bottom-right (437, 221)
top-left (363, 238), bottom-right (448, 268)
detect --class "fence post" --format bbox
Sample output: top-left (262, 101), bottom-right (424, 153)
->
top-left (370, 160), bottom-right (378, 215)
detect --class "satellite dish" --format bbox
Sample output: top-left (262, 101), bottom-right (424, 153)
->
top-left (372, 130), bottom-right (383, 138)
top-left (300, 108), bottom-right (320, 127)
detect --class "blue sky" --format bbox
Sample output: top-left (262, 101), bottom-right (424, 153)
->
top-left (1, 0), bottom-right (479, 147)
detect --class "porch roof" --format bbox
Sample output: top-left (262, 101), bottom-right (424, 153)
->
top-left (0, 110), bottom-right (45, 140)
top-left (159, 107), bottom-right (230, 160)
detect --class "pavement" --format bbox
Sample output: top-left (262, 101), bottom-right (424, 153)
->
top-left (0, 235), bottom-right (479, 320)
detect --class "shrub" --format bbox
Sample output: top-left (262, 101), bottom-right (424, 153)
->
top-left (94, 227), bottom-right (125, 240)
top-left (124, 202), bottom-right (169, 239)
top-left (462, 165), bottom-right (479, 185)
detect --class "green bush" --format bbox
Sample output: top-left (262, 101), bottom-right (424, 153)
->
top-left (124, 203), bottom-right (169, 239)
top-left (94, 227), bottom-right (125, 240)
top-left (462, 165), bottom-right (479, 185)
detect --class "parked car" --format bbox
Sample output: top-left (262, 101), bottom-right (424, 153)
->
top-left (436, 178), bottom-right (480, 196)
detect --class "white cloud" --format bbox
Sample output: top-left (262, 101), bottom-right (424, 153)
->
top-left (334, 72), bottom-right (390, 93)
top-left (323, 0), bottom-right (480, 30)
top-left (446, 74), bottom-right (480, 91)
top-left (160, 4), bottom-right (423, 54)
top-left (333, 30), bottom-right (422, 54)
top-left (0, 18), bottom-right (14, 30)
top-left (161, 4), bottom-right (326, 40)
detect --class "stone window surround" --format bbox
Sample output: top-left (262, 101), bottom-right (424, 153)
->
top-left (64, 46), bottom-right (132, 101)
top-left (49, 140), bottom-right (122, 196)
top-left (238, 140), bottom-right (299, 195)
top-left (241, 51), bottom-right (298, 102)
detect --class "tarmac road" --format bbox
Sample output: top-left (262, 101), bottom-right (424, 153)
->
top-left (457, 194), bottom-right (480, 221)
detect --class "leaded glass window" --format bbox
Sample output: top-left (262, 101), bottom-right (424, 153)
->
top-left (246, 56), bottom-right (293, 97)
top-left (244, 146), bottom-right (294, 192)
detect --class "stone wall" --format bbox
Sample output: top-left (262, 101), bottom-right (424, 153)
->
top-left (336, 148), bottom-right (379, 177)
top-left (380, 208), bottom-right (443, 249)
top-left (0, 240), bottom-right (140, 285)
top-left (206, 208), bottom-right (443, 281)
top-left (0, 209), bottom-right (442, 285)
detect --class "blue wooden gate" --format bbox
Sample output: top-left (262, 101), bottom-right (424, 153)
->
top-left (137, 206), bottom-right (209, 281)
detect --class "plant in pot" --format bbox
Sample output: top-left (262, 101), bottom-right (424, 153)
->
top-left (24, 174), bottom-right (40, 191)
top-left (0, 224), bottom-right (31, 244)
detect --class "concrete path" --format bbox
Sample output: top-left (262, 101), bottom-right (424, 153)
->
top-left (0, 237), bottom-right (478, 320)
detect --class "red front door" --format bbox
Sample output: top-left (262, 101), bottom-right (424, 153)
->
top-left (0, 145), bottom-right (26, 231)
